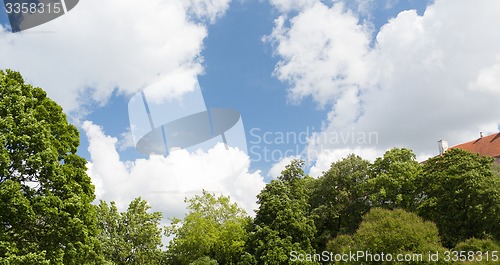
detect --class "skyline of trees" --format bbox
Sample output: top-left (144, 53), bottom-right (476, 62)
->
top-left (1, 70), bottom-right (499, 264)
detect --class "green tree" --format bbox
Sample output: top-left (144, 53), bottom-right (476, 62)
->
top-left (368, 148), bottom-right (422, 210)
top-left (327, 208), bottom-right (447, 264)
top-left (96, 198), bottom-right (165, 265)
top-left (165, 191), bottom-right (250, 265)
top-left (417, 148), bottom-right (500, 247)
top-left (249, 160), bottom-right (318, 265)
top-left (492, 162), bottom-right (500, 178)
top-left (0, 70), bottom-right (102, 264)
top-left (452, 238), bottom-right (500, 264)
top-left (189, 256), bottom-right (218, 265)
top-left (309, 155), bottom-right (371, 251)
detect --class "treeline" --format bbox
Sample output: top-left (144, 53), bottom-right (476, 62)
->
top-left (159, 149), bottom-right (500, 265)
top-left (1, 70), bottom-right (500, 264)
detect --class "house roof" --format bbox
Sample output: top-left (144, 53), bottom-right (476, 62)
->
top-left (450, 132), bottom-right (500, 158)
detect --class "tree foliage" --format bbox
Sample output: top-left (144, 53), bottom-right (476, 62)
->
top-left (309, 154), bottom-right (371, 250)
top-left (328, 208), bottom-right (447, 264)
top-left (417, 148), bottom-right (500, 247)
top-left (96, 198), bottom-right (165, 265)
top-left (249, 160), bottom-right (318, 265)
top-left (165, 191), bottom-right (250, 265)
top-left (189, 256), bottom-right (219, 265)
top-left (368, 148), bottom-right (421, 210)
top-left (452, 238), bottom-right (500, 264)
top-left (2, 68), bottom-right (498, 264)
top-left (0, 70), bottom-right (102, 264)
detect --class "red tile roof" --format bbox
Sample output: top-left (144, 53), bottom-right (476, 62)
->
top-left (450, 133), bottom-right (500, 158)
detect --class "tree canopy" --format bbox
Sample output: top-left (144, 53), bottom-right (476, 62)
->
top-left (249, 160), bottom-right (318, 265)
top-left (368, 148), bottom-right (421, 210)
top-left (327, 208), bottom-right (447, 264)
top-left (96, 198), bottom-right (165, 265)
top-left (309, 154), bottom-right (371, 250)
top-left (1, 69), bottom-right (499, 264)
top-left (417, 148), bottom-right (500, 247)
top-left (165, 190), bottom-right (250, 265)
top-left (0, 70), bottom-right (102, 264)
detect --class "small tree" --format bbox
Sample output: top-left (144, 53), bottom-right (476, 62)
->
top-left (166, 191), bottom-right (250, 265)
top-left (328, 208), bottom-right (447, 264)
top-left (453, 238), bottom-right (500, 264)
top-left (96, 198), bottom-right (165, 264)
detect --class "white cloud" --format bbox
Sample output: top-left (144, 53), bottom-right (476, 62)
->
top-left (383, 0), bottom-right (397, 10)
top-left (347, 0), bottom-right (376, 16)
top-left (268, 0), bottom-right (317, 13)
top-left (328, 87), bottom-right (361, 128)
top-left (117, 128), bottom-right (136, 151)
top-left (268, 0), bottom-right (500, 160)
top-left (141, 65), bottom-right (204, 104)
top-left (267, 155), bottom-right (300, 178)
top-left (468, 59), bottom-right (500, 93)
top-left (0, 0), bottom-right (231, 112)
top-left (308, 147), bottom-right (381, 177)
top-left (83, 121), bottom-right (265, 218)
top-left (267, 2), bottom-right (374, 107)
top-left (184, 0), bottom-right (232, 23)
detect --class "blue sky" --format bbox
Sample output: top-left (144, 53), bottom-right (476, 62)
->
top-left (79, 0), bottom-right (324, 173)
top-left (12, 0), bottom-right (429, 173)
top-left (2, 0), bottom-right (500, 216)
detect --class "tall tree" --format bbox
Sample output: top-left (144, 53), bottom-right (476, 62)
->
top-left (368, 148), bottom-right (422, 210)
top-left (250, 160), bottom-right (318, 265)
top-left (417, 148), bottom-right (500, 247)
top-left (0, 70), bottom-right (102, 264)
top-left (309, 155), bottom-right (371, 251)
top-left (165, 191), bottom-right (250, 265)
top-left (96, 198), bottom-right (165, 265)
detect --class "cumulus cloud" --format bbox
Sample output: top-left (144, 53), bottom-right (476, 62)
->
top-left (266, 2), bottom-right (375, 107)
top-left (268, 0), bottom-right (500, 163)
top-left (269, 0), bottom-right (317, 13)
top-left (184, 0), bottom-right (232, 23)
top-left (83, 121), bottom-right (265, 218)
top-left (0, 0), bottom-right (231, 112)
top-left (308, 147), bottom-right (381, 177)
top-left (468, 60), bottom-right (500, 93)
top-left (267, 155), bottom-right (300, 178)
top-left (117, 127), bottom-right (136, 152)
top-left (268, 0), bottom-right (317, 13)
